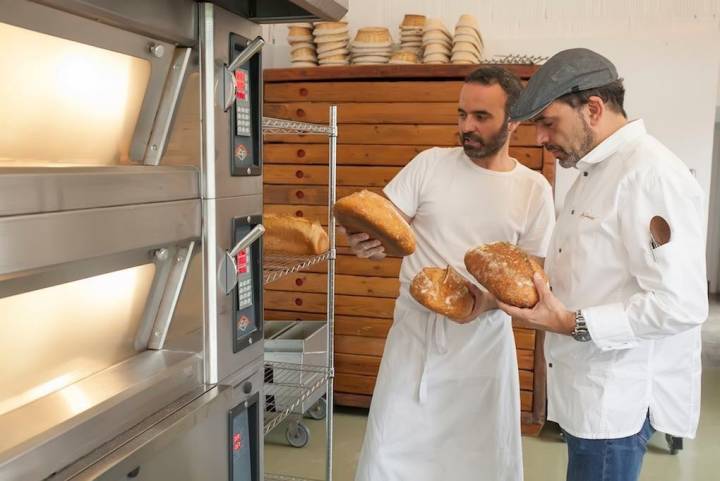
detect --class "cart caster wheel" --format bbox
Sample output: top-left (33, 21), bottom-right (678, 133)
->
top-left (665, 434), bottom-right (683, 455)
top-left (286, 422), bottom-right (310, 448)
top-left (306, 397), bottom-right (327, 420)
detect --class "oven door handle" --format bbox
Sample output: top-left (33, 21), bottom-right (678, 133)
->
top-left (223, 36), bottom-right (264, 112)
top-left (220, 223), bottom-right (265, 294)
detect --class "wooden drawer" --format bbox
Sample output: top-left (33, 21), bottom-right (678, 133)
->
top-left (264, 144), bottom-right (426, 166)
top-left (264, 144), bottom-right (544, 170)
top-left (264, 185), bottom-right (383, 205)
top-left (264, 165), bottom-right (401, 186)
top-left (265, 80), bottom-right (466, 103)
top-left (265, 123), bottom-right (538, 147)
top-left (266, 272), bottom-right (400, 298)
top-left (334, 376), bottom-right (534, 409)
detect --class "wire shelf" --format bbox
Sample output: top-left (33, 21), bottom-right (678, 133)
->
top-left (263, 117), bottom-right (333, 135)
top-left (485, 54), bottom-right (549, 65)
top-left (264, 361), bottom-right (330, 435)
top-left (265, 475), bottom-right (321, 481)
top-left (263, 251), bottom-right (331, 285)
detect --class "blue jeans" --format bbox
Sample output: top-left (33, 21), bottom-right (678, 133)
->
top-left (563, 415), bottom-right (655, 481)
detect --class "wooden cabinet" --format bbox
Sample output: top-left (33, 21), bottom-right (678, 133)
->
top-left (263, 64), bottom-right (553, 435)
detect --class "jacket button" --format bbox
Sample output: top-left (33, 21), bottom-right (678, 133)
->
top-left (559, 248), bottom-right (562, 253)
top-left (548, 363), bottom-right (553, 368)
top-left (571, 210), bottom-right (575, 215)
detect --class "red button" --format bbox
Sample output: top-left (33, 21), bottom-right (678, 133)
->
top-left (238, 265), bottom-right (248, 274)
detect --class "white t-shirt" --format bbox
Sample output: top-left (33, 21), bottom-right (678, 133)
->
top-left (384, 147), bottom-right (556, 301)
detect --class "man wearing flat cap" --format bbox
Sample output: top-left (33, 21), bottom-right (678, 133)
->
top-left (497, 48), bottom-right (709, 481)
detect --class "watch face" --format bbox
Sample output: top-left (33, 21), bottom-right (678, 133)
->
top-left (574, 330), bottom-right (592, 342)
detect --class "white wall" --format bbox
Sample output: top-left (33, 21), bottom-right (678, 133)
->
top-left (262, 0), bottom-right (720, 286)
top-left (709, 123), bottom-right (720, 292)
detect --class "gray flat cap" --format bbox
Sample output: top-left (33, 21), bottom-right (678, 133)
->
top-left (510, 48), bottom-right (618, 121)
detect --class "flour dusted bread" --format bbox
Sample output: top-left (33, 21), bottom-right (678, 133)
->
top-left (334, 190), bottom-right (416, 256)
top-left (464, 242), bottom-right (547, 308)
top-left (264, 214), bottom-right (329, 255)
top-left (410, 266), bottom-right (475, 319)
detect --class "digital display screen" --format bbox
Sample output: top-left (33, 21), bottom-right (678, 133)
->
top-left (231, 409), bottom-right (252, 481)
top-left (229, 394), bottom-right (258, 481)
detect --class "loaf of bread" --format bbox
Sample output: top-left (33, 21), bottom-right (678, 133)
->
top-left (333, 190), bottom-right (416, 256)
top-left (410, 266), bottom-right (475, 319)
top-left (263, 214), bottom-right (329, 255)
top-left (464, 242), bottom-right (547, 308)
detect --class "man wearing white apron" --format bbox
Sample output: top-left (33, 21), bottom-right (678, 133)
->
top-left (345, 67), bottom-right (556, 481)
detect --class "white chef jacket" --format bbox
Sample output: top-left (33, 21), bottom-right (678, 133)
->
top-left (544, 119), bottom-right (709, 439)
top-left (355, 147), bottom-right (555, 481)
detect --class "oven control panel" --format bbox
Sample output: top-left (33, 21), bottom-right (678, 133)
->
top-left (232, 215), bottom-right (263, 353)
top-left (229, 34), bottom-right (261, 177)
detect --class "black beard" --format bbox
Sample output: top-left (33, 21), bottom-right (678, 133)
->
top-left (549, 113), bottom-right (595, 169)
top-left (459, 118), bottom-right (510, 160)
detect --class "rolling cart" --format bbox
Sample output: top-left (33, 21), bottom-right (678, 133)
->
top-left (262, 107), bottom-right (337, 480)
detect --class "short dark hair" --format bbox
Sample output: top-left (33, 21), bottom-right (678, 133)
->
top-left (556, 79), bottom-right (627, 117)
top-left (464, 66), bottom-right (523, 119)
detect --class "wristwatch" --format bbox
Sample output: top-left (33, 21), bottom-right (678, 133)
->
top-left (571, 309), bottom-right (592, 342)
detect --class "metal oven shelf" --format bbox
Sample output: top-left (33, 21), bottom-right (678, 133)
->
top-left (265, 475), bottom-right (321, 481)
top-left (263, 252), bottom-right (332, 285)
top-left (262, 117), bottom-right (333, 135)
top-left (264, 361), bottom-right (330, 436)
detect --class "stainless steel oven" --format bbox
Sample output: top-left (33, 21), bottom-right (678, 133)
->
top-left (0, 1), bottom-right (346, 480)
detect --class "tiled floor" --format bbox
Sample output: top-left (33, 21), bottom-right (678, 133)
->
top-left (265, 295), bottom-right (720, 480)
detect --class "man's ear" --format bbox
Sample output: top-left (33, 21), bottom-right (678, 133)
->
top-left (507, 119), bottom-right (520, 134)
top-left (585, 96), bottom-right (605, 125)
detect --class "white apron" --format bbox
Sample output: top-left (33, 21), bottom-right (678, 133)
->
top-left (355, 295), bottom-right (523, 481)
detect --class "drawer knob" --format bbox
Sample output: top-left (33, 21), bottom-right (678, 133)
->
top-left (295, 210), bottom-right (304, 217)
top-left (295, 190), bottom-right (305, 199)
top-left (299, 88), bottom-right (308, 96)
top-left (296, 108), bottom-right (306, 117)
top-left (297, 149), bottom-right (306, 158)
top-left (295, 170), bottom-right (304, 179)
top-left (295, 278), bottom-right (304, 286)
top-left (294, 298), bottom-right (303, 306)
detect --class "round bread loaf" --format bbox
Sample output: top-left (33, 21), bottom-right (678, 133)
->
top-left (334, 190), bottom-right (416, 257)
top-left (264, 214), bottom-right (329, 255)
top-left (464, 242), bottom-right (547, 308)
top-left (410, 266), bottom-right (475, 319)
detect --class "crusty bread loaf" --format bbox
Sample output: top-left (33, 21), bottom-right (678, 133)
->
top-left (464, 242), bottom-right (547, 308)
top-left (333, 190), bottom-right (416, 257)
top-left (410, 266), bottom-right (475, 319)
top-left (264, 214), bottom-right (329, 255)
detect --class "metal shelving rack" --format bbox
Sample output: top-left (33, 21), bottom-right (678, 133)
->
top-left (262, 107), bottom-right (337, 481)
